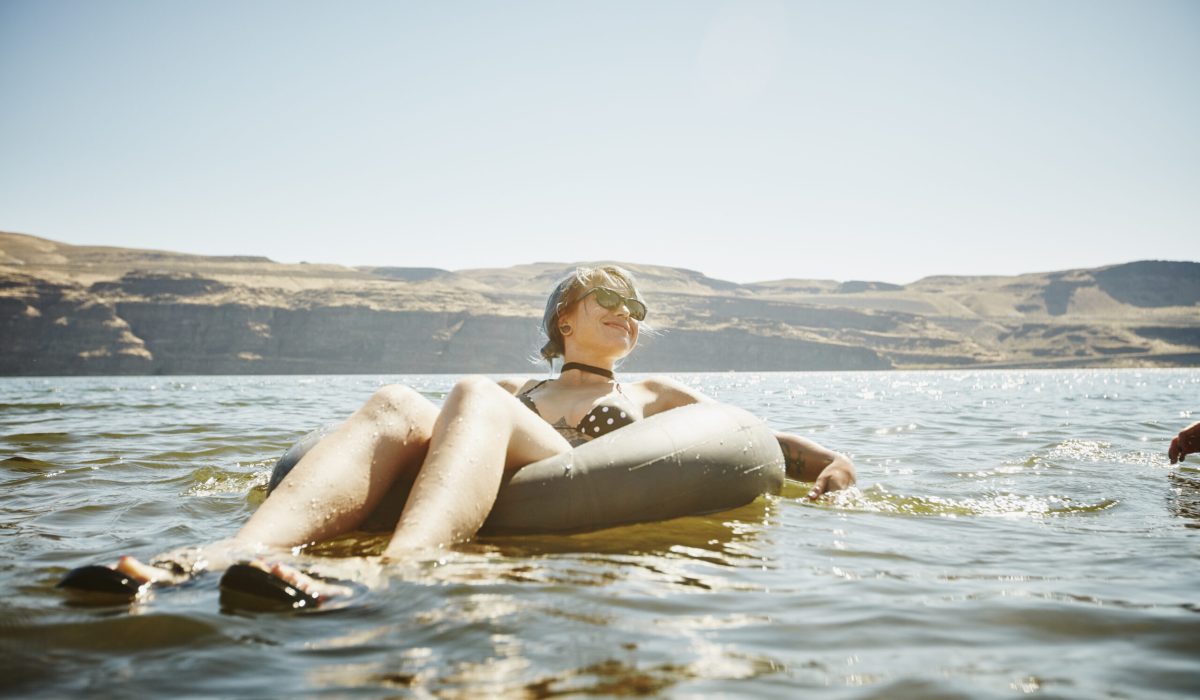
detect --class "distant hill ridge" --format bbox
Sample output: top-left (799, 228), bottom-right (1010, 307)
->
top-left (1, 230), bottom-right (1197, 375)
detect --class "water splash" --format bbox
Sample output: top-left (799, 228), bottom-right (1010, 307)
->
top-left (1041, 439), bottom-right (1163, 467)
top-left (184, 464), bottom-right (271, 497)
top-left (819, 484), bottom-right (1117, 519)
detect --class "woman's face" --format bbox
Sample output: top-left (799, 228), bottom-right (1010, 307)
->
top-left (558, 284), bottom-right (641, 360)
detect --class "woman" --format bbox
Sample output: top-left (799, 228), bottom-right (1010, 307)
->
top-left (96, 265), bottom-right (856, 598)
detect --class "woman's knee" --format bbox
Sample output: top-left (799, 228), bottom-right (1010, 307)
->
top-left (445, 375), bottom-right (510, 413)
top-left (451, 374), bottom-right (500, 394)
top-left (360, 384), bottom-right (436, 426)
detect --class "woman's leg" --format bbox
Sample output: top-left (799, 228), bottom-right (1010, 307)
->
top-left (233, 383), bottom-right (439, 549)
top-left (223, 376), bottom-right (570, 600)
top-left (382, 375), bottom-right (571, 557)
top-left (117, 384), bottom-right (439, 581)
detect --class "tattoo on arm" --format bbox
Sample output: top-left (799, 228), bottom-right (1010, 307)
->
top-left (782, 441), bottom-right (805, 480)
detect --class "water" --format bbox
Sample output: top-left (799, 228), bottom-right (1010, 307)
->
top-left (2, 370), bottom-right (1198, 698)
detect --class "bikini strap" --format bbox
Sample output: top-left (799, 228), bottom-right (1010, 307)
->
top-left (517, 379), bottom-right (550, 417)
top-left (519, 379), bottom-right (550, 397)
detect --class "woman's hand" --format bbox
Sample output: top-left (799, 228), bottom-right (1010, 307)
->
top-left (776, 432), bottom-right (856, 499)
top-left (1170, 422), bottom-right (1200, 464)
top-left (809, 456), bottom-right (856, 500)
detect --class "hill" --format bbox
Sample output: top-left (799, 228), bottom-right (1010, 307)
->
top-left (1, 231), bottom-right (1197, 375)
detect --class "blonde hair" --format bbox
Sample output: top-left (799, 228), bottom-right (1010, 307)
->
top-left (538, 265), bottom-right (644, 364)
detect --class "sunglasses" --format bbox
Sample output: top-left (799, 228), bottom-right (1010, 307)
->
top-left (580, 287), bottom-right (647, 321)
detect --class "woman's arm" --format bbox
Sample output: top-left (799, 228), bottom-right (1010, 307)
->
top-left (638, 377), bottom-right (856, 498)
top-left (637, 376), bottom-right (711, 416)
top-left (496, 377), bottom-right (533, 394)
top-left (1169, 421), bottom-right (1200, 464)
top-left (776, 432), bottom-right (856, 500)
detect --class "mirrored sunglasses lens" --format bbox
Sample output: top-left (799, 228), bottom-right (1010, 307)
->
top-left (594, 288), bottom-right (621, 308)
top-left (591, 288), bottom-right (646, 321)
top-left (628, 300), bottom-right (646, 321)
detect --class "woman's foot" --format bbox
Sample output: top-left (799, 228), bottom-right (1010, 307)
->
top-left (62, 542), bottom-right (232, 593)
top-left (218, 560), bottom-right (361, 610)
top-left (252, 560), bottom-right (355, 601)
top-left (58, 556), bottom-right (192, 598)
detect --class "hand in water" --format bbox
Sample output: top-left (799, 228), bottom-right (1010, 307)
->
top-left (1169, 422), bottom-right (1200, 464)
top-left (808, 461), bottom-right (856, 500)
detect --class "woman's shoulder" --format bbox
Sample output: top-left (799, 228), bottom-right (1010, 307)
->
top-left (625, 376), bottom-right (711, 415)
top-left (627, 375), bottom-right (687, 392)
top-left (496, 377), bottom-right (544, 395)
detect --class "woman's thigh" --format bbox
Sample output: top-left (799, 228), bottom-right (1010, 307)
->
top-left (436, 375), bottom-right (572, 471)
top-left (237, 384), bottom-right (440, 545)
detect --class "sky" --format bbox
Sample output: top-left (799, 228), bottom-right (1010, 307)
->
top-left (1, 0), bottom-right (1197, 284)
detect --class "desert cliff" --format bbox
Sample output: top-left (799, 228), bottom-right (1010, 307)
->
top-left (1, 231), bottom-right (1196, 375)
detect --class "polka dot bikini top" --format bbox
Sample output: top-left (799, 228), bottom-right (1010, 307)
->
top-left (517, 380), bottom-right (639, 447)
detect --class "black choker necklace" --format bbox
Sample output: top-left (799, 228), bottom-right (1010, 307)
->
top-left (560, 362), bottom-right (615, 380)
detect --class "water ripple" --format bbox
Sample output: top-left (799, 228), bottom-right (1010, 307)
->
top-left (2, 369), bottom-right (1197, 698)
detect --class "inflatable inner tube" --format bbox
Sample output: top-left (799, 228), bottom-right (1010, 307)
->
top-left (268, 402), bottom-right (785, 535)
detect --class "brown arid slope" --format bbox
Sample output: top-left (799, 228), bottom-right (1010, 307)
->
top-left (1, 231), bottom-right (1197, 375)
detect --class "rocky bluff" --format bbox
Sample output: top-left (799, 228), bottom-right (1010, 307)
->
top-left (2, 231), bottom-right (1197, 375)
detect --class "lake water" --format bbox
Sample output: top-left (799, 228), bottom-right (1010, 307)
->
top-left (2, 370), bottom-right (1198, 698)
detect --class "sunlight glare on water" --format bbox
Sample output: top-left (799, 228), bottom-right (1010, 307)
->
top-left (1, 369), bottom-right (1198, 698)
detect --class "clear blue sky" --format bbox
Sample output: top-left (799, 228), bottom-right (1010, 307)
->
top-left (1, 0), bottom-right (1196, 284)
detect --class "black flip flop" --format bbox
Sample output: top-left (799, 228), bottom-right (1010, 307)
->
top-left (57, 565), bottom-right (143, 599)
top-left (219, 563), bottom-right (362, 612)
